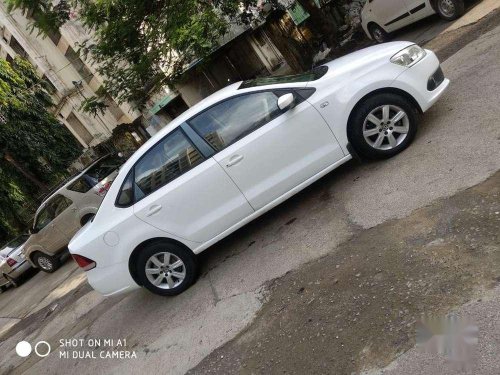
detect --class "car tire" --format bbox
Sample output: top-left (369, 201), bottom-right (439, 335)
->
top-left (136, 241), bottom-right (198, 296)
top-left (4, 274), bottom-right (18, 287)
top-left (435, 0), bottom-right (465, 21)
top-left (368, 23), bottom-right (390, 43)
top-left (348, 93), bottom-right (420, 159)
top-left (33, 252), bottom-right (60, 273)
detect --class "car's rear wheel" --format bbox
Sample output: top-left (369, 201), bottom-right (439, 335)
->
top-left (436, 0), bottom-right (465, 21)
top-left (33, 252), bottom-right (60, 273)
top-left (349, 93), bottom-right (420, 159)
top-left (136, 241), bottom-right (197, 296)
top-left (369, 23), bottom-right (390, 43)
top-left (4, 274), bottom-right (18, 287)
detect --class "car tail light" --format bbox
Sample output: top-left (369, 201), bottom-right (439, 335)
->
top-left (72, 254), bottom-right (96, 271)
top-left (95, 181), bottom-right (112, 197)
top-left (7, 258), bottom-right (17, 267)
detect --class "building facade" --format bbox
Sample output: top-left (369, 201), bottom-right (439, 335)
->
top-left (0, 2), bottom-right (141, 148)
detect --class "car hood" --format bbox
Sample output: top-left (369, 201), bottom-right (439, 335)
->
top-left (312, 41), bottom-right (414, 84)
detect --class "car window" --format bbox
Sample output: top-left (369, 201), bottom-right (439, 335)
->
top-left (53, 195), bottom-right (73, 216)
top-left (134, 128), bottom-right (204, 197)
top-left (34, 202), bottom-right (56, 232)
top-left (116, 172), bottom-right (134, 206)
top-left (68, 155), bottom-right (124, 193)
top-left (68, 177), bottom-right (92, 193)
top-left (34, 195), bottom-right (72, 231)
top-left (188, 91), bottom-right (286, 151)
top-left (85, 155), bottom-right (123, 181)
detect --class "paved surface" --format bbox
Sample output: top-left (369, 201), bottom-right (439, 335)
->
top-left (190, 170), bottom-right (500, 375)
top-left (0, 3), bottom-right (499, 374)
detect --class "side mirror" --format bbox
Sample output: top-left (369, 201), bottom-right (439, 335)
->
top-left (278, 93), bottom-right (295, 111)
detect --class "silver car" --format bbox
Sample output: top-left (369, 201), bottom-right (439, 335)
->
top-left (23, 154), bottom-right (126, 273)
top-left (0, 234), bottom-right (32, 291)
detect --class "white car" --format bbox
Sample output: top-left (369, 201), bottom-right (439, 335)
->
top-left (69, 42), bottom-right (449, 297)
top-left (361, 0), bottom-right (465, 43)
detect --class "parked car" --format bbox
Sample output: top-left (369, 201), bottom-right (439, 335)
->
top-left (361, 0), bottom-right (465, 43)
top-left (23, 153), bottom-right (126, 273)
top-left (0, 234), bottom-right (32, 291)
top-left (69, 42), bottom-right (449, 297)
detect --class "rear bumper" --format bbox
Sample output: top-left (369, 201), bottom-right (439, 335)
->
top-left (86, 261), bottom-right (139, 296)
top-left (392, 50), bottom-right (450, 112)
top-left (9, 260), bottom-right (32, 278)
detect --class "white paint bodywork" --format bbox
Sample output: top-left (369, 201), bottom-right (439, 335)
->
top-left (361, 0), bottom-right (436, 38)
top-left (69, 42), bottom-right (450, 296)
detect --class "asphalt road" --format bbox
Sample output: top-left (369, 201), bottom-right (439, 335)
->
top-left (1, 4), bottom-right (499, 374)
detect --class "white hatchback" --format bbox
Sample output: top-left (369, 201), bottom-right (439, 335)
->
top-left (69, 42), bottom-right (449, 296)
top-left (361, 0), bottom-right (466, 43)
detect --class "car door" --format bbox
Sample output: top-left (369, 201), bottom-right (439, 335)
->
top-left (32, 198), bottom-right (67, 252)
top-left (51, 195), bottom-right (81, 240)
top-left (404, 0), bottom-right (435, 22)
top-left (132, 128), bottom-right (254, 243)
top-left (369, 0), bottom-right (412, 32)
top-left (188, 89), bottom-right (345, 211)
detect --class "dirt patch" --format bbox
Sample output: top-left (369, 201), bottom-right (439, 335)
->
top-left (189, 172), bottom-right (500, 374)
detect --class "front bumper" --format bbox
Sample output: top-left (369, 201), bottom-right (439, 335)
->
top-left (392, 50), bottom-right (450, 112)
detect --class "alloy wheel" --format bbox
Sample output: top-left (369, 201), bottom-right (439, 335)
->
top-left (38, 256), bottom-right (53, 271)
top-left (362, 105), bottom-right (410, 150)
top-left (145, 252), bottom-right (186, 290)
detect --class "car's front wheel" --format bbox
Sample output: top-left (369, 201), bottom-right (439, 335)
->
top-left (33, 252), bottom-right (60, 273)
top-left (436, 0), bottom-right (465, 21)
top-left (348, 93), bottom-right (420, 159)
top-left (136, 241), bottom-right (198, 296)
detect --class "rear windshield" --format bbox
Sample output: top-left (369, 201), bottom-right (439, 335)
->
top-left (0, 235), bottom-right (29, 257)
top-left (239, 66), bottom-right (328, 89)
top-left (68, 155), bottom-right (124, 193)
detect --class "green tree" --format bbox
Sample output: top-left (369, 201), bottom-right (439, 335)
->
top-left (6, 0), bottom-right (344, 115)
top-left (5, 0), bottom-right (344, 112)
top-left (6, 0), bottom-right (243, 110)
top-left (0, 56), bottom-right (81, 241)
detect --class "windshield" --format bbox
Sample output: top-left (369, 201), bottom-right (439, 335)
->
top-left (68, 154), bottom-right (125, 193)
top-left (239, 66), bottom-right (328, 89)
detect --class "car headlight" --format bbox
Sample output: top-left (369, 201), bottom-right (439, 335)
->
top-left (390, 45), bottom-right (426, 67)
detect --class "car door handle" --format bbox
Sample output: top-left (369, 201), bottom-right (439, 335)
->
top-left (226, 155), bottom-right (244, 168)
top-left (146, 205), bottom-right (162, 217)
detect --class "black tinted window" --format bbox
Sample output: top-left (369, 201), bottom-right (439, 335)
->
top-left (68, 155), bottom-right (123, 194)
top-left (189, 92), bottom-right (284, 151)
top-left (134, 129), bottom-right (203, 197)
top-left (86, 155), bottom-right (123, 181)
top-left (117, 172), bottom-right (134, 206)
top-left (68, 178), bottom-right (92, 193)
